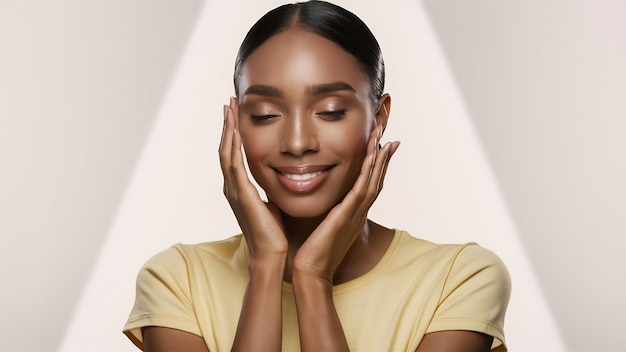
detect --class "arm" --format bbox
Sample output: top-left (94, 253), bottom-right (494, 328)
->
top-left (143, 327), bottom-right (210, 352)
top-left (292, 130), bottom-right (400, 351)
top-left (416, 330), bottom-right (494, 352)
top-left (138, 98), bottom-right (286, 352)
top-left (124, 247), bottom-right (209, 352)
top-left (221, 98), bottom-right (288, 351)
top-left (231, 255), bottom-right (286, 351)
top-left (292, 272), bottom-right (347, 351)
top-left (418, 245), bottom-right (511, 352)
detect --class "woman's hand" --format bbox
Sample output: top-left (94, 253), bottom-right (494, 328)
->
top-left (219, 98), bottom-right (288, 260)
top-left (291, 125), bottom-right (400, 351)
top-left (221, 97), bottom-right (287, 351)
top-left (292, 125), bottom-right (400, 282)
top-left (219, 97), bottom-right (288, 262)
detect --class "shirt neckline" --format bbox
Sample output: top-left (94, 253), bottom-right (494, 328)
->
top-left (279, 229), bottom-right (405, 295)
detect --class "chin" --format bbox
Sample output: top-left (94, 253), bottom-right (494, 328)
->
top-left (270, 196), bottom-right (336, 220)
top-left (280, 206), bottom-right (328, 219)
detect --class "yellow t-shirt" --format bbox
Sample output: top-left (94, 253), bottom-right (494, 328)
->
top-left (124, 230), bottom-right (510, 351)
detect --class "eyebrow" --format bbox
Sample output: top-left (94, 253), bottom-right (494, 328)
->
top-left (243, 81), bottom-right (356, 98)
top-left (243, 85), bottom-right (283, 97)
top-left (307, 81), bottom-right (356, 96)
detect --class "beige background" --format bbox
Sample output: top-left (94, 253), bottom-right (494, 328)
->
top-left (1, 1), bottom-right (624, 351)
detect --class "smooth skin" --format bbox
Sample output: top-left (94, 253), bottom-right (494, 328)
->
top-left (142, 28), bottom-right (498, 352)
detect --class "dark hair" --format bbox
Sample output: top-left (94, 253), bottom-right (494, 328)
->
top-left (233, 0), bottom-right (385, 106)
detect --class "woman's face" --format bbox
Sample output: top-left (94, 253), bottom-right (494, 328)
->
top-left (236, 28), bottom-right (388, 218)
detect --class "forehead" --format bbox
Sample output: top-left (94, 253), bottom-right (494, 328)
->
top-left (238, 28), bottom-right (370, 98)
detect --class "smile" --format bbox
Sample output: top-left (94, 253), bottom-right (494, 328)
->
top-left (273, 165), bottom-right (333, 193)
top-left (282, 171), bottom-right (323, 181)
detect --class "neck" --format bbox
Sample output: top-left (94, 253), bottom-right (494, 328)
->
top-left (281, 211), bottom-right (327, 248)
top-left (280, 211), bottom-right (378, 284)
top-left (281, 211), bottom-right (323, 283)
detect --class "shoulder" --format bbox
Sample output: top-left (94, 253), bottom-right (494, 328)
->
top-left (124, 234), bottom-right (247, 348)
top-left (420, 239), bottom-right (511, 349)
top-left (135, 245), bottom-right (189, 290)
top-left (445, 243), bottom-right (511, 292)
top-left (142, 234), bottom-right (246, 269)
top-left (395, 231), bottom-right (511, 318)
top-left (397, 231), bottom-right (509, 280)
top-left (416, 237), bottom-right (511, 300)
top-left (135, 234), bottom-right (247, 291)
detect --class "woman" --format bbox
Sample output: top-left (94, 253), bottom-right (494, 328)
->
top-left (124, 1), bottom-right (510, 351)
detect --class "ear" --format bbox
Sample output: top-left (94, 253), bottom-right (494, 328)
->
top-left (374, 93), bottom-right (391, 134)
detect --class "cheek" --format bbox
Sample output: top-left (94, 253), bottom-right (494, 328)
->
top-left (239, 127), bottom-right (272, 176)
top-left (240, 120), bottom-right (272, 153)
top-left (325, 120), bottom-right (370, 158)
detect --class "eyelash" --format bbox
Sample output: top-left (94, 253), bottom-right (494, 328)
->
top-left (249, 114), bottom-right (280, 121)
top-left (317, 110), bottom-right (347, 119)
top-left (248, 110), bottom-right (346, 122)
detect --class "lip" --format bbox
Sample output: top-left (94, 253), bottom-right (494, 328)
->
top-left (273, 165), bottom-right (334, 193)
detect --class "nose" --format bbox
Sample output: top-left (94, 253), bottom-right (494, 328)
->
top-left (279, 112), bottom-right (319, 156)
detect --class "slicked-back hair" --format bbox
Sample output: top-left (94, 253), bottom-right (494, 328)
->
top-left (233, 1), bottom-right (385, 106)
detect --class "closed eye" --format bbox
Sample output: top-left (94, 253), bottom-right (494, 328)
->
top-left (317, 110), bottom-right (346, 119)
top-left (250, 114), bottom-right (280, 121)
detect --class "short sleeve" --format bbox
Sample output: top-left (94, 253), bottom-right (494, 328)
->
top-left (426, 244), bottom-right (511, 350)
top-left (123, 246), bottom-right (201, 350)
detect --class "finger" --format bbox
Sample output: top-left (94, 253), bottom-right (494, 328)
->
top-left (378, 141), bottom-right (400, 193)
top-left (368, 140), bottom-right (400, 206)
top-left (226, 105), bottom-right (275, 221)
top-left (324, 126), bottom-right (380, 217)
top-left (333, 151), bottom-right (375, 216)
top-left (366, 125), bottom-right (384, 172)
top-left (219, 104), bottom-right (236, 197)
top-left (230, 123), bottom-right (259, 203)
top-left (223, 106), bottom-right (255, 231)
top-left (334, 126), bottom-right (382, 210)
top-left (230, 120), bottom-right (244, 193)
top-left (218, 104), bottom-right (230, 154)
top-left (365, 125), bottom-right (380, 158)
top-left (230, 96), bottom-right (240, 131)
top-left (361, 141), bottom-right (392, 209)
top-left (228, 98), bottom-right (246, 197)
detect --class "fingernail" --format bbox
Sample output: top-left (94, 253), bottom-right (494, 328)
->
top-left (392, 141), bottom-right (401, 153)
top-left (229, 96), bottom-right (235, 108)
top-left (223, 105), bottom-right (228, 120)
top-left (378, 125), bottom-right (383, 139)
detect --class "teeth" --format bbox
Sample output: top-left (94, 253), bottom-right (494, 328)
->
top-left (283, 171), bottom-right (323, 181)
